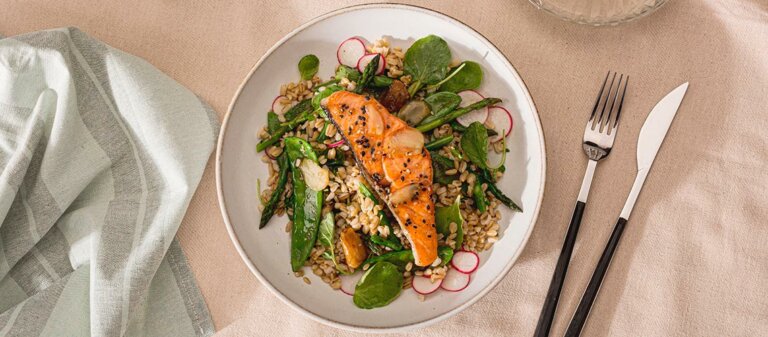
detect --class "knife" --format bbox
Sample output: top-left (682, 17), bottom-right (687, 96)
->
top-left (563, 82), bottom-right (689, 337)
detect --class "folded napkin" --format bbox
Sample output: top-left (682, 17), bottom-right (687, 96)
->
top-left (0, 28), bottom-right (216, 336)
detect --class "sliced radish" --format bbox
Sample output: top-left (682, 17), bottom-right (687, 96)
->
top-left (356, 53), bottom-right (386, 75)
top-left (412, 276), bottom-right (443, 295)
top-left (485, 106), bottom-right (514, 142)
top-left (337, 37), bottom-right (367, 67)
top-left (451, 250), bottom-right (480, 274)
top-left (456, 90), bottom-right (489, 126)
top-left (339, 273), bottom-right (362, 296)
top-left (272, 95), bottom-right (287, 113)
top-left (440, 269), bottom-right (471, 292)
top-left (327, 140), bottom-right (345, 148)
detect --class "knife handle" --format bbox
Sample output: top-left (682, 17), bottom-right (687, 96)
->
top-left (533, 201), bottom-right (586, 337)
top-left (564, 217), bottom-right (628, 337)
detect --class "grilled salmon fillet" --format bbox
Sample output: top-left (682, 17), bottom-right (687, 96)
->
top-left (324, 91), bottom-right (438, 267)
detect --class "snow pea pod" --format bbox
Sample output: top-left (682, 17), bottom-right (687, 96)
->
top-left (284, 137), bottom-right (323, 272)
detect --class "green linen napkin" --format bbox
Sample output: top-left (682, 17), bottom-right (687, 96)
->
top-left (0, 28), bottom-right (216, 336)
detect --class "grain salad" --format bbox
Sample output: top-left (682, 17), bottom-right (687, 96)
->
top-left (256, 35), bottom-right (521, 309)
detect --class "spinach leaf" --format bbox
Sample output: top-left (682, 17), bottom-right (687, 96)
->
top-left (369, 233), bottom-right (402, 251)
top-left (259, 153), bottom-right (289, 228)
top-left (460, 122), bottom-right (489, 169)
top-left (404, 35), bottom-right (452, 96)
top-left (298, 54), bottom-right (319, 80)
top-left (267, 111), bottom-right (281, 134)
top-left (424, 92), bottom-right (461, 119)
top-left (353, 262), bottom-right (403, 309)
top-left (363, 246), bottom-right (454, 269)
top-left (439, 61), bottom-right (483, 93)
top-left (436, 195), bottom-right (464, 249)
top-left (335, 65), bottom-right (360, 82)
top-left (285, 137), bottom-right (323, 272)
top-left (438, 246), bottom-right (454, 266)
top-left (363, 250), bottom-right (413, 269)
top-left (318, 212), bottom-right (351, 274)
top-left (450, 121), bottom-right (498, 136)
top-left (312, 85), bottom-right (343, 112)
top-left (450, 121), bottom-right (467, 133)
top-left (431, 152), bottom-right (458, 185)
top-left (318, 212), bottom-right (335, 255)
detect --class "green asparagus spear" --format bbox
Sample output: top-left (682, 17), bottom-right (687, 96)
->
top-left (259, 153), bottom-right (290, 228)
top-left (425, 135), bottom-right (454, 151)
top-left (476, 168), bottom-right (522, 212)
top-left (416, 97), bottom-right (501, 132)
top-left (354, 54), bottom-right (380, 94)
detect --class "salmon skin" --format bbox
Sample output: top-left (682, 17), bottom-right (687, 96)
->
top-left (324, 91), bottom-right (438, 267)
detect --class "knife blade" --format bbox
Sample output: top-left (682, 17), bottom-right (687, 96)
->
top-left (620, 82), bottom-right (689, 219)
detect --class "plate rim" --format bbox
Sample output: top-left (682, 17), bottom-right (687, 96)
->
top-left (216, 3), bottom-right (547, 332)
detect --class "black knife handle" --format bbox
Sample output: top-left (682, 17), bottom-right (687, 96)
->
top-left (565, 217), bottom-right (629, 337)
top-left (533, 201), bottom-right (587, 337)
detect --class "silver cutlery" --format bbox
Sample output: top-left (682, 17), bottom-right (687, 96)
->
top-left (564, 82), bottom-right (689, 337)
top-left (534, 72), bottom-right (628, 337)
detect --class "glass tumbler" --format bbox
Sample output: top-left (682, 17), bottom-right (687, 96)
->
top-left (528, 0), bottom-right (669, 26)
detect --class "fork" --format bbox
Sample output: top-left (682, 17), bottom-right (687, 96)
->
top-left (533, 72), bottom-right (628, 337)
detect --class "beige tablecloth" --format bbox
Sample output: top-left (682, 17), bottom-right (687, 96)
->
top-left (3, 0), bottom-right (766, 336)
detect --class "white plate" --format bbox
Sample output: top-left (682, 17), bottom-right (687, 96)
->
top-left (217, 4), bottom-right (546, 332)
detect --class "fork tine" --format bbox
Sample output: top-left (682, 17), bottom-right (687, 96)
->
top-left (589, 71), bottom-right (611, 125)
top-left (613, 76), bottom-right (628, 128)
top-left (597, 72), bottom-right (617, 131)
top-left (603, 74), bottom-right (623, 132)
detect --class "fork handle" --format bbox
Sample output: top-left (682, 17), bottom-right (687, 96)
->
top-left (533, 201), bottom-right (586, 337)
top-left (564, 217), bottom-right (628, 337)
top-left (533, 160), bottom-right (596, 337)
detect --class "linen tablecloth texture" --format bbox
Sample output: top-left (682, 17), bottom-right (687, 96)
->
top-left (0, 28), bottom-right (215, 336)
top-left (2, 0), bottom-right (767, 336)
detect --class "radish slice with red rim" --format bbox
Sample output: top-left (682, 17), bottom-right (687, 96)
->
top-left (440, 269), bottom-right (471, 292)
top-left (456, 90), bottom-right (489, 126)
top-left (339, 273), bottom-right (362, 296)
top-left (486, 106), bottom-right (514, 142)
top-left (337, 37), bottom-right (367, 68)
top-left (272, 95), bottom-right (287, 113)
top-left (327, 140), bottom-right (345, 148)
top-left (356, 53), bottom-right (386, 75)
top-left (412, 276), bottom-right (442, 295)
top-left (451, 250), bottom-right (480, 274)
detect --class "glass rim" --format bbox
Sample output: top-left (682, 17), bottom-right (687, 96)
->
top-left (528, 0), bottom-right (670, 26)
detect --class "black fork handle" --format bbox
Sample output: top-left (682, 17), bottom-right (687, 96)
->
top-left (564, 217), bottom-right (628, 337)
top-left (533, 201), bottom-right (586, 337)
